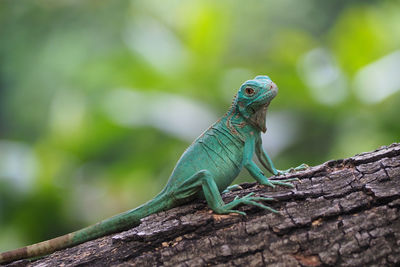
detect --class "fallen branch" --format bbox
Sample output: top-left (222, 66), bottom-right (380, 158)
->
top-left (6, 143), bottom-right (400, 267)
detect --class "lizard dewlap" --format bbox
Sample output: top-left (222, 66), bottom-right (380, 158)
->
top-left (0, 75), bottom-right (307, 264)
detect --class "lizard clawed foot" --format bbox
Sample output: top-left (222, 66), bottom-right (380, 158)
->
top-left (276, 163), bottom-right (309, 176)
top-left (222, 184), bottom-right (243, 194)
top-left (218, 193), bottom-right (278, 215)
top-left (296, 163), bottom-right (309, 170)
top-left (260, 178), bottom-right (299, 188)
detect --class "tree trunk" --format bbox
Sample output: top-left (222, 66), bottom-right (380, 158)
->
top-left (6, 143), bottom-right (400, 267)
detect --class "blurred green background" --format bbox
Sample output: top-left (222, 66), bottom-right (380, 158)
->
top-left (0, 0), bottom-right (399, 251)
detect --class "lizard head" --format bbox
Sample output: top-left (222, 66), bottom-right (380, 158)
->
top-left (235, 75), bottom-right (278, 133)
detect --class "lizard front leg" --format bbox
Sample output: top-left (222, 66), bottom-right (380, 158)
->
top-left (257, 147), bottom-right (307, 176)
top-left (255, 136), bottom-right (307, 177)
top-left (174, 170), bottom-right (277, 215)
top-left (246, 137), bottom-right (298, 188)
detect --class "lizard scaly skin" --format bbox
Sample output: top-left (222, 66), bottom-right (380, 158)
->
top-left (0, 75), bottom-right (307, 264)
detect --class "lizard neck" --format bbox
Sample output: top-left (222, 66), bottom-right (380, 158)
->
top-left (221, 103), bottom-right (260, 140)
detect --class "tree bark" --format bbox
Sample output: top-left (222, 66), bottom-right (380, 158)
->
top-left (6, 143), bottom-right (400, 267)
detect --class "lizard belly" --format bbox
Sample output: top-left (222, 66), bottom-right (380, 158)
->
top-left (167, 127), bottom-right (244, 193)
top-left (203, 151), bottom-right (242, 192)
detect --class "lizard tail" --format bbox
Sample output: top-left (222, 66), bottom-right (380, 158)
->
top-left (0, 190), bottom-right (173, 264)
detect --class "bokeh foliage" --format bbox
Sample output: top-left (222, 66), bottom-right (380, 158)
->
top-left (0, 0), bottom-right (399, 250)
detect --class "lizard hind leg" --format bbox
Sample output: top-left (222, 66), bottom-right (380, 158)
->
top-left (175, 170), bottom-right (277, 215)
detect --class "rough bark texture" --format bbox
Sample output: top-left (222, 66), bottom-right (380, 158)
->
top-left (6, 143), bottom-right (400, 267)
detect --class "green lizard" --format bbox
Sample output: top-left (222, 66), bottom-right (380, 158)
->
top-left (0, 75), bottom-right (307, 264)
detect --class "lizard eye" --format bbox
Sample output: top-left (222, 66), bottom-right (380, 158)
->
top-left (245, 87), bottom-right (255, 96)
